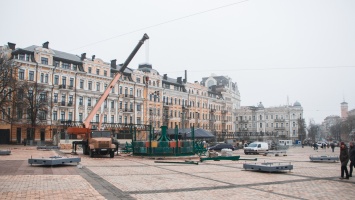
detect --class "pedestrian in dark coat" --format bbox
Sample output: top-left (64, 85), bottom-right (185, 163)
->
top-left (349, 142), bottom-right (355, 177)
top-left (330, 143), bottom-right (335, 152)
top-left (339, 142), bottom-right (349, 179)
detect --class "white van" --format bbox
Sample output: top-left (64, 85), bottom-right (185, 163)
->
top-left (244, 142), bottom-right (269, 154)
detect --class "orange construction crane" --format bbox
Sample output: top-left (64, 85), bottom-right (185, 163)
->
top-left (67, 33), bottom-right (149, 157)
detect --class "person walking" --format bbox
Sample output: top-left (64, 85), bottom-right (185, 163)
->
top-left (349, 142), bottom-right (355, 177)
top-left (339, 142), bottom-right (350, 179)
top-left (330, 143), bottom-right (335, 152)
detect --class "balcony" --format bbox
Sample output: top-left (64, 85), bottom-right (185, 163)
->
top-left (58, 85), bottom-right (73, 91)
top-left (58, 101), bottom-right (73, 107)
top-left (274, 119), bottom-right (285, 122)
top-left (274, 127), bottom-right (285, 130)
top-left (122, 108), bottom-right (134, 113)
top-left (163, 102), bottom-right (172, 107)
top-left (182, 105), bottom-right (190, 110)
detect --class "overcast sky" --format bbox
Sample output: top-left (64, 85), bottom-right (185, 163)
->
top-left (2, 0), bottom-right (354, 124)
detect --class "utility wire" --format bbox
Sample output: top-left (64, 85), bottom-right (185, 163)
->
top-left (68, 0), bottom-right (250, 52)
top-left (160, 65), bottom-right (355, 74)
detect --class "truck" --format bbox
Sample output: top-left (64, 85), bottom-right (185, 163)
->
top-left (67, 33), bottom-right (149, 158)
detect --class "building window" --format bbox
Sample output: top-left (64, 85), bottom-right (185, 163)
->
top-left (104, 70), bottom-right (107, 76)
top-left (137, 104), bottom-right (141, 111)
top-left (62, 76), bottom-right (66, 86)
top-left (104, 115), bottom-right (107, 123)
top-left (119, 86), bottom-right (122, 94)
top-left (54, 75), bottom-right (59, 85)
top-left (79, 96), bottom-right (83, 105)
top-left (54, 61), bottom-right (60, 67)
top-left (70, 78), bottom-right (74, 87)
top-left (136, 77), bottom-right (140, 83)
top-left (88, 67), bottom-right (92, 73)
top-left (19, 69), bottom-right (25, 80)
top-left (111, 101), bottom-right (114, 109)
top-left (68, 112), bottom-right (73, 121)
top-left (79, 113), bottom-right (83, 122)
top-left (88, 81), bottom-right (92, 90)
top-left (111, 115), bottom-right (114, 123)
top-left (45, 74), bottom-right (48, 83)
top-left (96, 82), bottom-right (100, 91)
top-left (17, 109), bottom-right (23, 119)
top-left (119, 101), bottom-right (122, 109)
top-left (29, 71), bottom-right (34, 81)
top-left (53, 93), bottom-right (58, 103)
top-left (40, 73), bottom-right (44, 83)
top-left (95, 114), bottom-right (99, 122)
top-left (53, 111), bottom-right (57, 121)
top-left (62, 63), bottom-right (70, 69)
top-left (96, 69), bottom-right (100, 75)
top-left (41, 57), bottom-right (48, 65)
top-left (60, 111), bottom-right (65, 121)
top-left (73, 64), bottom-right (77, 71)
top-left (80, 80), bottom-right (84, 89)
top-left (260, 123), bottom-right (262, 128)
top-left (88, 98), bottom-right (91, 106)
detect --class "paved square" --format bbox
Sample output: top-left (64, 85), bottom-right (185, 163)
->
top-left (0, 145), bottom-right (354, 200)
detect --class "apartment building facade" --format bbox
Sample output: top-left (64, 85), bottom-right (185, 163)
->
top-left (0, 42), bottom-right (241, 144)
top-left (234, 101), bottom-right (304, 142)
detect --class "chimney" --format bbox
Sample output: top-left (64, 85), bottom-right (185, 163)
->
top-left (177, 77), bottom-right (182, 84)
top-left (81, 53), bottom-right (86, 61)
top-left (8, 42), bottom-right (16, 50)
top-left (184, 70), bottom-right (187, 83)
top-left (42, 41), bottom-right (49, 49)
top-left (111, 59), bottom-right (117, 68)
top-left (163, 74), bottom-right (167, 80)
top-left (92, 55), bottom-right (95, 61)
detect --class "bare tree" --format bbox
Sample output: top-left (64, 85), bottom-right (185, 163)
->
top-left (329, 116), bottom-right (355, 142)
top-left (13, 81), bottom-right (50, 141)
top-left (297, 118), bottom-right (306, 142)
top-left (307, 119), bottom-right (320, 142)
top-left (0, 48), bottom-right (20, 123)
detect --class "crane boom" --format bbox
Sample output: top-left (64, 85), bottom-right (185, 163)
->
top-left (83, 33), bottom-right (149, 128)
top-left (68, 34), bottom-right (149, 133)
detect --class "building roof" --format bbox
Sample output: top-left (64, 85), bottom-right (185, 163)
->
top-left (19, 45), bottom-right (82, 63)
top-left (166, 128), bottom-right (215, 138)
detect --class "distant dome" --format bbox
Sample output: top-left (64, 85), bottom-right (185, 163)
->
top-left (293, 101), bottom-right (301, 107)
top-left (258, 102), bottom-right (264, 108)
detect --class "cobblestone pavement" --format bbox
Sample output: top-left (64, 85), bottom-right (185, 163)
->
top-left (0, 145), bottom-right (354, 200)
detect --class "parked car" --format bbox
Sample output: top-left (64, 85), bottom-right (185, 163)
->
top-left (208, 143), bottom-right (235, 151)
